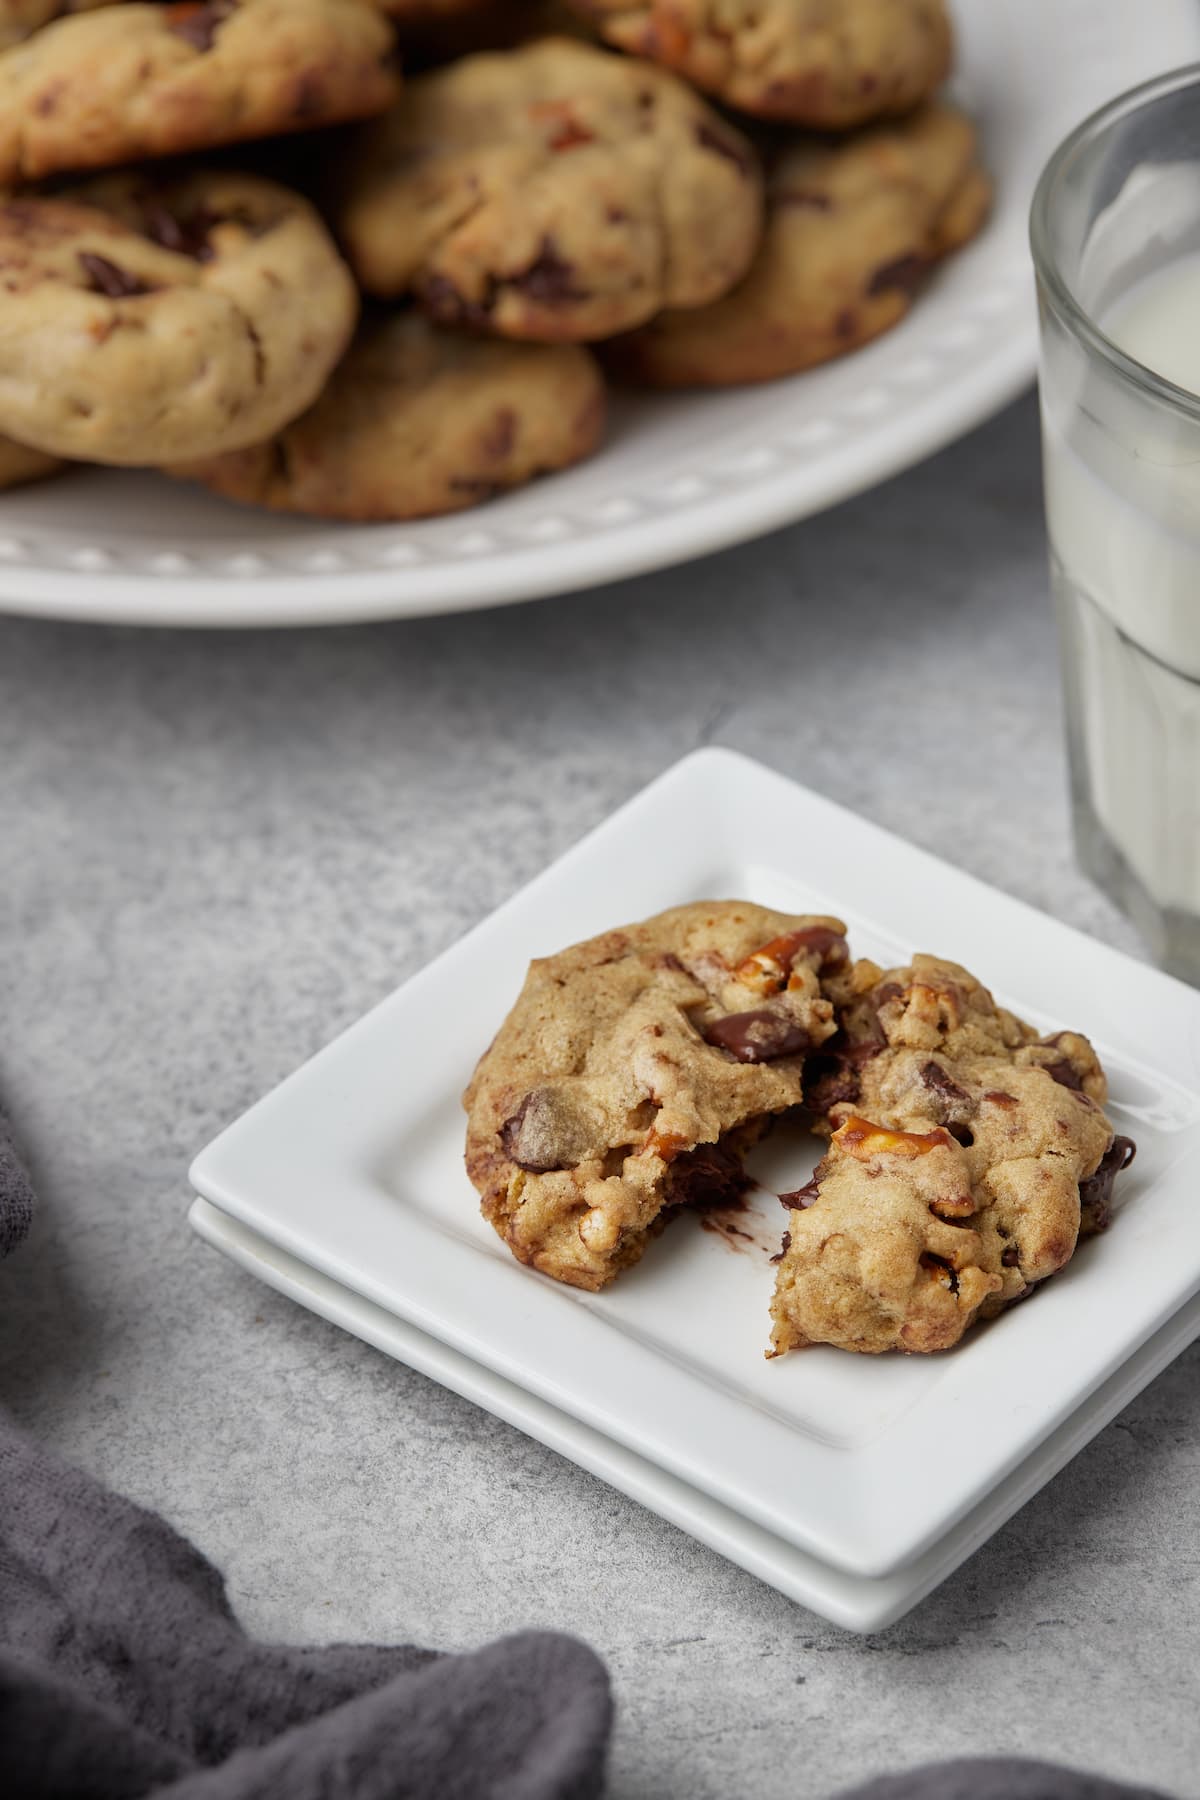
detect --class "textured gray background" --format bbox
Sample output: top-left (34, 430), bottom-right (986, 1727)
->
top-left (2, 392), bottom-right (1197, 1799)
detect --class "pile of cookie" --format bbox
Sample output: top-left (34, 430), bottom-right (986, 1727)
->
top-left (464, 903), bottom-right (1136, 1358)
top-left (0, 0), bottom-right (989, 521)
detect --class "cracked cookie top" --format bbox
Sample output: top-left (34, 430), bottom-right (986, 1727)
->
top-left (564, 0), bottom-right (953, 128)
top-left (608, 103), bottom-right (990, 388)
top-left (463, 900), bottom-right (848, 1289)
top-left (337, 35), bottom-right (764, 340)
top-left (0, 0), bottom-right (398, 184)
top-left (0, 172), bottom-right (357, 464)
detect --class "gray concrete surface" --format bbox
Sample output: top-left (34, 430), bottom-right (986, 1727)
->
top-left (2, 392), bottom-right (1196, 1800)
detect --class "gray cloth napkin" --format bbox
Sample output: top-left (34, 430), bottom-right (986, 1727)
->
top-left (0, 1110), bottom-right (1173, 1800)
top-left (0, 1104), bottom-right (34, 1259)
top-left (0, 1111), bottom-right (611, 1799)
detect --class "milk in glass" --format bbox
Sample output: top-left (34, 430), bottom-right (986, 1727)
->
top-left (1042, 254), bottom-right (1200, 963)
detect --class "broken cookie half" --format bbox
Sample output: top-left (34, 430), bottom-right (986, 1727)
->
top-left (463, 900), bottom-right (849, 1290)
top-left (768, 954), bottom-right (1136, 1355)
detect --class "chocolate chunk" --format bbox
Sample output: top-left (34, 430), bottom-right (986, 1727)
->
top-left (867, 253), bottom-right (927, 297)
top-left (703, 1009), bottom-right (811, 1063)
top-left (920, 1061), bottom-right (968, 1104)
top-left (142, 202), bottom-right (218, 262)
top-left (770, 1228), bottom-right (792, 1265)
top-left (874, 981), bottom-right (904, 1006)
top-left (779, 1176), bottom-right (821, 1211)
top-left (1078, 1135), bottom-right (1136, 1231)
top-left (788, 925), bottom-right (849, 968)
top-left (946, 1123), bottom-right (974, 1147)
top-left (664, 1140), bottom-right (750, 1211)
top-left (167, 0), bottom-right (235, 52)
top-left (803, 1026), bottom-right (884, 1115)
top-left (420, 274), bottom-right (495, 330)
top-left (77, 252), bottom-right (154, 298)
top-left (919, 1250), bottom-right (959, 1294)
top-left (480, 406), bottom-right (516, 461)
top-left (1045, 1059), bottom-right (1084, 1092)
top-left (694, 121), bottom-right (753, 177)
top-left (513, 238), bottom-right (584, 305)
top-left (803, 1056), bottom-right (861, 1113)
top-left (1001, 1244), bottom-right (1021, 1268)
top-left (498, 1092), bottom-right (576, 1173)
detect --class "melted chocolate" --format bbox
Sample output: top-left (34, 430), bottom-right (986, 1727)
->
top-left (1078, 1134), bottom-right (1136, 1230)
top-left (803, 1057), bottom-right (861, 1112)
top-left (920, 1060), bottom-right (968, 1104)
top-left (665, 1140), bottom-right (751, 1211)
top-left (142, 202), bottom-right (219, 262)
top-left (788, 925), bottom-right (849, 968)
top-left (694, 120), bottom-right (753, 177)
top-left (420, 274), bottom-right (494, 330)
top-left (77, 251), bottom-right (154, 298)
top-left (704, 1009), bottom-right (811, 1063)
top-left (779, 1176), bottom-right (821, 1211)
top-left (513, 238), bottom-right (584, 304)
top-left (803, 1026), bottom-right (884, 1115)
top-left (1045, 1059), bottom-right (1084, 1093)
top-left (919, 1250), bottom-right (959, 1294)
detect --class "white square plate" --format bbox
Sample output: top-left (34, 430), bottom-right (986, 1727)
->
top-left (188, 1198), bottom-right (1200, 1633)
top-left (189, 750), bottom-right (1200, 1581)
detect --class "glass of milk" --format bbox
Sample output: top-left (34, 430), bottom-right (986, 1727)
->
top-left (1032, 66), bottom-right (1200, 983)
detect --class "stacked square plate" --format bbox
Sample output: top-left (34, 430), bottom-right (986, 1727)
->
top-left (189, 752), bottom-right (1200, 1629)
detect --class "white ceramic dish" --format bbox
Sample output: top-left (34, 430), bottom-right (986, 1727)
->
top-left (3, 0), bottom-right (1197, 629)
top-left (189, 748), bottom-right (1200, 1582)
top-left (189, 1197), bottom-right (1200, 1633)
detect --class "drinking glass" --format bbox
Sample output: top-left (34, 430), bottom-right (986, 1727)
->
top-left (1032, 66), bottom-right (1200, 983)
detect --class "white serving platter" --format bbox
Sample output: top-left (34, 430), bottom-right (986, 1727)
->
top-left (189, 1196), bottom-right (1200, 1633)
top-left (189, 748), bottom-right (1200, 1582)
top-left (1, 0), bottom-right (1196, 626)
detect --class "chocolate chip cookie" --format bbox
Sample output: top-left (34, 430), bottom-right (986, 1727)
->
top-left (338, 35), bottom-right (763, 340)
top-left (565, 0), bottom-right (952, 127)
top-left (173, 311), bottom-right (606, 519)
top-left (0, 0), bottom-right (111, 53)
top-left (464, 902), bottom-right (850, 1289)
top-left (0, 433), bottom-right (64, 486)
top-left (768, 954), bottom-right (1135, 1355)
top-left (0, 0), bottom-right (398, 183)
top-left (0, 173), bottom-right (358, 464)
top-left (608, 103), bottom-right (989, 387)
